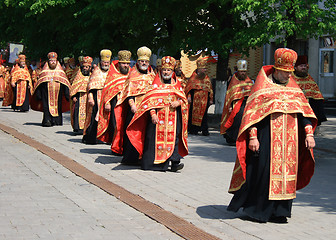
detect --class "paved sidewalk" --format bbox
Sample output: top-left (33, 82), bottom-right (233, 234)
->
top-left (0, 106), bottom-right (335, 239)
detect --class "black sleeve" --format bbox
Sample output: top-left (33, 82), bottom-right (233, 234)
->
top-left (298, 113), bottom-right (312, 127)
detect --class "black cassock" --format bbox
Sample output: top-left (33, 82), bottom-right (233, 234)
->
top-left (227, 114), bottom-right (311, 222)
top-left (35, 82), bottom-right (69, 126)
top-left (12, 84), bottom-right (30, 112)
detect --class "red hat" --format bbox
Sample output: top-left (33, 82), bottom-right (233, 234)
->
top-left (82, 56), bottom-right (93, 66)
top-left (48, 52), bottom-right (58, 60)
top-left (161, 56), bottom-right (176, 70)
top-left (274, 48), bottom-right (297, 72)
top-left (295, 55), bottom-right (308, 67)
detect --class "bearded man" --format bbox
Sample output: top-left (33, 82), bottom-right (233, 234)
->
top-left (31, 52), bottom-right (70, 127)
top-left (4, 54), bottom-right (33, 112)
top-left (82, 50), bottom-right (111, 144)
top-left (293, 55), bottom-right (327, 127)
top-left (97, 50), bottom-right (131, 144)
top-left (185, 59), bottom-right (213, 136)
top-left (70, 56), bottom-right (92, 133)
top-left (127, 56), bottom-right (188, 171)
top-left (220, 60), bottom-right (253, 145)
top-left (113, 46), bottom-right (155, 164)
top-left (227, 48), bottom-right (317, 223)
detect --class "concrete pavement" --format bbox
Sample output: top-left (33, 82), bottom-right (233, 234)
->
top-left (0, 105), bottom-right (335, 239)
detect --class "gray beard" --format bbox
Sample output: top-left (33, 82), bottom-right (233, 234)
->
top-left (139, 64), bottom-right (149, 71)
top-left (100, 65), bottom-right (109, 72)
top-left (162, 72), bottom-right (173, 81)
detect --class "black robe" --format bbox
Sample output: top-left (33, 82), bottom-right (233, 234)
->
top-left (188, 90), bottom-right (210, 134)
top-left (82, 89), bottom-right (99, 144)
top-left (227, 114), bottom-right (312, 222)
top-left (141, 106), bottom-right (182, 171)
top-left (120, 99), bottom-right (140, 165)
top-left (35, 82), bottom-right (69, 126)
top-left (309, 98), bottom-right (327, 126)
top-left (12, 83), bottom-right (30, 112)
top-left (224, 98), bottom-right (247, 145)
top-left (71, 93), bottom-right (80, 132)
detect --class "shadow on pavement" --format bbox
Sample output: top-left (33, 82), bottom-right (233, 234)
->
top-left (56, 130), bottom-right (77, 136)
top-left (81, 148), bottom-right (114, 155)
top-left (111, 164), bottom-right (140, 170)
top-left (95, 155), bottom-right (121, 164)
top-left (196, 205), bottom-right (239, 220)
top-left (67, 138), bottom-right (83, 143)
top-left (23, 122), bottom-right (42, 126)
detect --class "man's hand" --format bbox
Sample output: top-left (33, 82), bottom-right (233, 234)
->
top-left (105, 102), bottom-right (111, 112)
top-left (210, 100), bottom-right (213, 105)
top-left (72, 97), bottom-right (77, 103)
top-left (131, 105), bottom-right (137, 113)
top-left (228, 107), bottom-right (233, 113)
top-left (170, 100), bottom-right (180, 108)
top-left (11, 83), bottom-right (15, 88)
top-left (188, 96), bottom-right (192, 103)
top-left (151, 114), bottom-right (159, 124)
top-left (248, 138), bottom-right (260, 152)
top-left (305, 136), bottom-right (315, 150)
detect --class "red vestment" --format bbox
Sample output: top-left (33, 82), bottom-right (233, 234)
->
top-left (229, 65), bottom-right (317, 200)
top-left (111, 64), bottom-right (155, 154)
top-left (0, 65), bottom-right (5, 98)
top-left (30, 62), bottom-right (70, 114)
top-left (83, 65), bottom-right (108, 135)
top-left (220, 74), bottom-right (253, 134)
top-left (126, 73), bottom-right (188, 162)
top-left (97, 60), bottom-right (129, 143)
top-left (70, 70), bottom-right (90, 130)
top-left (292, 73), bottom-right (324, 100)
top-left (184, 71), bottom-right (213, 126)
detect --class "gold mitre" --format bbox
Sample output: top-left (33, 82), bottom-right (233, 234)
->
top-left (237, 60), bottom-right (247, 71)
top-left (161, 56), bottom-right (176, 70)
top-left (100, 49), bottom-right (112, 62)
top-left (137, 46), bottom-right (151, 61)
top-left (63, 57), bottom-right (70, 64)
top-left (118, 50), bottom-right (131, 63)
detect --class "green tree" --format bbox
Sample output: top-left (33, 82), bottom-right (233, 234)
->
top-left (1, 0), bottom-right (335, 82)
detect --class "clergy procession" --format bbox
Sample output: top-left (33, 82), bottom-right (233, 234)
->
top-left (0, 45), bottom-right (329, 226)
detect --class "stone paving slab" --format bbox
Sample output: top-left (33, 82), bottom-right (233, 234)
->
top-left (0, 127), bottom-right (181, 240)
top-left (1, 105), bottom-right (336, 239)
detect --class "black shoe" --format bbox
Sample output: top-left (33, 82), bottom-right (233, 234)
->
top-left (43, 121), bottom-right (52, 127)
top-left (202, 130), bottom-right (210, 136)
top-left (269, 216), bottom-right (288, 224)
top-left (188, 131), bottom-right (198, 135)
top-left (171, 163), bottom-right (184, 172)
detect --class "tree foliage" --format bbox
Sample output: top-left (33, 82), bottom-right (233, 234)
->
top-left (1, 0), bottom-right (336, 73)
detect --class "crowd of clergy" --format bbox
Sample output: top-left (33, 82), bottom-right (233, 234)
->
top-left (0, 46), bottom-right (327, 223)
